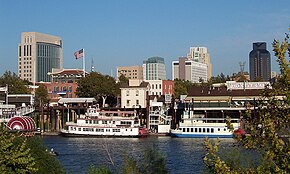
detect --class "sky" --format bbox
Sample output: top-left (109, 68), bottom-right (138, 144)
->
top-left (0, 0), bottom-right (289, 79)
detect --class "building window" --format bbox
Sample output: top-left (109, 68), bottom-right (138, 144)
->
top-left (152, 84), bottom-right (154, 89)
top-left (126, 90), bottom-right (129, 96)
top-left (126, 100), bottom-right (130, 106)
top-left (136, 100), bottom-right (139, 105)
top-left (136, 90), bottom-right (139, 96)
top-left (19, 46), bottom-right (21, 57)
top-left (159, 84), bottom-right (161, 89)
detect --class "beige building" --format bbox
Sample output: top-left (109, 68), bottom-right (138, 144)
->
top-left (18, 32), bottom-right (62, 82)
top-left (116, 65), bottom-right (143, 80)
top-left (187, 47), bottom-right (212, 80)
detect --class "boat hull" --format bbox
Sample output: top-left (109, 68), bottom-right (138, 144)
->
top-left (60, 131), bottom-right (142, 138)
top-left (60, 127), bottom-right (148, 138)
top-left (170, 133), bottom-right (233, 138)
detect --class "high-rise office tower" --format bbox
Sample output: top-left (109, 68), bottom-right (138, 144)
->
top-left (18, 32), bottom-right (62, 82)
top-left (143, 57), bottom-right (166, 80)
top-left (249, 42), bottom-right (271, 81)
top-left (187, 47), bottom-right (212, 80)
top-left (172, 57), bottom-right (207, 83)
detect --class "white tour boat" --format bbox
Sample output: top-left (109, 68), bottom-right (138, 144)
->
top-left (170, 110), bottom-right (240, 138)
top-left (60, 107), bottom-right (148, 137)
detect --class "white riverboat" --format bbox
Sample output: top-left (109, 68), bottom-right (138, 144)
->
top-left (170, 110), bottom-right (240, 138)
top-left (60, 107), bottom-right (148, 137)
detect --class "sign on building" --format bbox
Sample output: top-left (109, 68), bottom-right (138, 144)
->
top-left (165, 94), bottom-right (172, 103)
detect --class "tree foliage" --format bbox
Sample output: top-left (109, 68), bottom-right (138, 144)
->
top-left (87, 144), bottom-right (168, 174)
top-left (0, 71), bottom-right (30, 94)
top-left (118, 74), bottom-right (129, 86)
top-left (26, 136), bottom-right (65, 174)
top-left (76, 72), bottom-right (119, 106)
top-left (35, 84), bottom-right (49, 105)
top-left (0, 129), bottom-right (37, 173)
top-left (209, 73), bottom-right (230, 84)
top-left (139, 145), bottom-right (169, 174)
top-left (0, 127), bottom-right (65, 174)
top-left (173, 79), bottom-right (192, 98)
top-left (203, 33), bottom-right (290, 173)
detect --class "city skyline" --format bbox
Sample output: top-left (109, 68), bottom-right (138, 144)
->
top-left (0, 1), bottom-right (289, 79)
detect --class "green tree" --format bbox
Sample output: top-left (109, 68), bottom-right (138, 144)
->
top-left (87, 165), bottom-right (112, 174)
top-left (0, 71), bottom-right (30, 94)
top-left (203, 33), bottom-right (290, 173)
top-left (26, 136), bottom-right (65, 174)
top-left (76, 72), bottom-right (119, 107)
top-left (35, 84), bottom-right (49, 131)
top-left (209, 72), bottom-right (230, 84)
top-left (0, 129), bottom-right (38, 173)
top-left (139, 145), bottom-right (169, 174)
top-left (35, 84), bottom-right (49, 105)
top-left (121, 154), bottom-right (141, 174)
top-left (118, 74), bottom-right (129, 86)
top-left (174, 79), bottom-right (190, 98)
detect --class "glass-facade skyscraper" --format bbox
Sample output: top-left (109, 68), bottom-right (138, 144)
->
top-left (249, 42), bottom-right (271, 81)
top-left (18, 32), bottom-right (62, 82)
top-left (143, 57), bottom-right (166, 80)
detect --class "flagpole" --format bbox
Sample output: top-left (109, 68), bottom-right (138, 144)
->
top-left (83, 49), bottom-right (86, 77)
top-left (6, 84), bottom-right (8, 105)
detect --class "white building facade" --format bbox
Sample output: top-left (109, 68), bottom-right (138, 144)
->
top-left (120, 80), bottom-right (149, 108)
top-left (172, 58), bottom-right (207, 83)
top-left (145, 80), bottom-right (174, 96)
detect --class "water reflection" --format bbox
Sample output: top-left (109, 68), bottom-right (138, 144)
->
top-left (43, 136), bottom-right (235, 174)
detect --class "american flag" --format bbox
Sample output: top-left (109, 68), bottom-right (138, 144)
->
top-left (74, 49), bottom-right (84, 59)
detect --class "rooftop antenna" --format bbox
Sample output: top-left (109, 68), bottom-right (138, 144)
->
top-left (239, 61), bottom-right (245, 74)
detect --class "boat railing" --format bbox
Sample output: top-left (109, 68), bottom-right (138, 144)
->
top-left (149, 120), bottom-right (160, 125)
top-left (16, 105), bottom-right (35, 116)
top-left (182, 117), bottom-right (240, 123)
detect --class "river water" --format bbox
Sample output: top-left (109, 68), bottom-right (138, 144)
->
top-left (42, 136), bottom-right (235, 174)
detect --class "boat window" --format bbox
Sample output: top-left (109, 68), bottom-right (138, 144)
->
top-left (89, 120), bottom-right (92, 124)
top-left (86, 120), bottom-right (88, 124)
top-left (218, 128), bottom-right (220, 131)
top-left (195, 128), bottom-right (197, 132)
top-left (203, 128), bottom-right (205, 132)
top-left (113, 121), bottom-right (115, 124)
top-left (211, 128), bottom-right (214, 133)
top-left (113, 129), bottom-right (120, 132)
top-left (207, 128), bottom-right (210, 133)
top-left (191, 128), bottom-right (193, 132)
top-left (131, 129), bottom-right (132, 131)
top-left (71, 127), bottom-right (73, 130)
top-left (187, 128), bottom-right (189, 132)
top-left (224, 128), bottom-right (226, 131)
top-left (121, 121), bottom-right (131, 125)
top-left (126, 129), bottom-right (128, 131)
top-left (106, 129), bottom-right (110, 132)
top-left (199, 128), bottom-right (201, 132)
top-left (183, 128), bottom-right (186, 132)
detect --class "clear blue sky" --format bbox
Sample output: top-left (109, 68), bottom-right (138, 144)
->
top-left (0, 0), bottom-right (289, 79)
